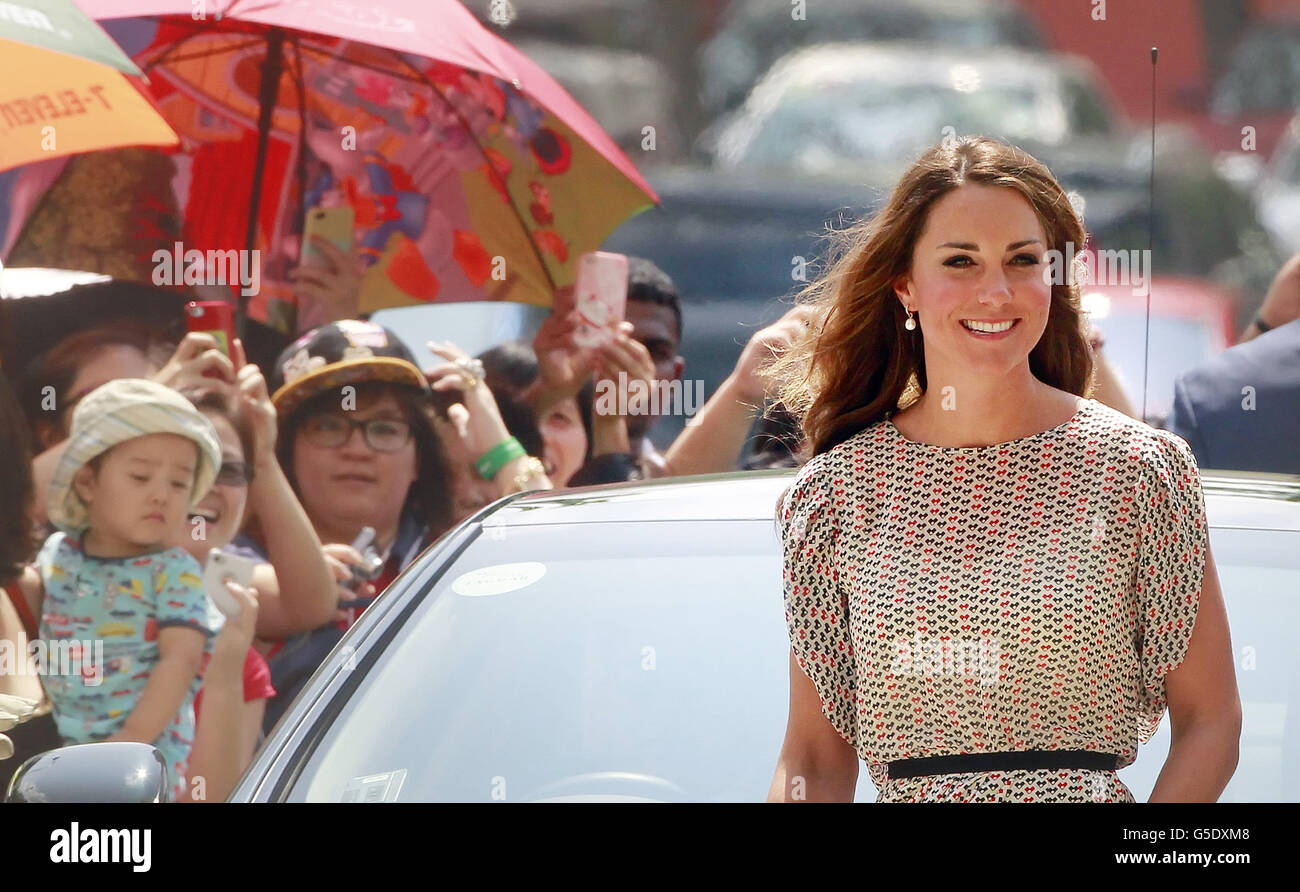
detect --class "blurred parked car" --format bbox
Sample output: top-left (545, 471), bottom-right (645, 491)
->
top-left (701, 43), bottom-right (1122, 174)
top-left (699, 0), bottom-right (1045, 117)
top-left (18, 469), bottom-right (1294, 802)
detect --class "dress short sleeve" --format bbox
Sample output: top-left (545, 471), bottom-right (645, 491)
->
top-left (779, 461), bottom-right (859, 752)
top-left (1133, 430), bottom-right (1209, 742)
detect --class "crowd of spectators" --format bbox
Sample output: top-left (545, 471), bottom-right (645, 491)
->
top-left (1, 242), bottom-right (1295, 800)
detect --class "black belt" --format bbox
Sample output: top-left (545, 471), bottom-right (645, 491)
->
top-left (887, 749), bottom-right (1119, 779)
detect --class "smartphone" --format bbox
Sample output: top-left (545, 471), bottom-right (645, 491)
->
top-left (185, 300), bottom-right (236, 357)
top-left (302, 205), bottom-right (355, 267)
top-left (202, 547), bottom-right (258, 619)
top-left (570, 251), bottom-right (628, 349)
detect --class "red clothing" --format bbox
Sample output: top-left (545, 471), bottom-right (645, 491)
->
top-left (194, 646), bottom-right (276, 720)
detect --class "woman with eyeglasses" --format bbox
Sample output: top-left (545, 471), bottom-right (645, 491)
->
top-left (251, 320), bottom-right (551, 729)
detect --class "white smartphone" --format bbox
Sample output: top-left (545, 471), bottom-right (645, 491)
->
top-left (202, 548), bottom-right (258, 619)
top-left (571, 251), bottom-right (629, 349)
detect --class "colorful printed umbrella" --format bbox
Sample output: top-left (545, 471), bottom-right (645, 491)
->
top-left (0, 0), bottom-right (178, 171)
top-left (9, 0), bottom-right (659, 335)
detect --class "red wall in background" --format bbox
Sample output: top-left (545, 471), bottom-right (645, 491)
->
top-left (1018, 0), bottom-right (1210, 124)
top-left (1251, 0), bottom-right (1300, 17)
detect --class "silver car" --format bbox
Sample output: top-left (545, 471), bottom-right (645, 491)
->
top-left (10, 468), bottom-right (1298, 802)
top-left (224, 468), bottom-right (1299, 802)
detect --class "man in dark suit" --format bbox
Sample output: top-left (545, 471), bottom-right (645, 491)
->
top-left (1167, 255), bottom-right (1300, 475)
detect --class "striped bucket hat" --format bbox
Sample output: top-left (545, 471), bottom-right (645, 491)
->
top-left (46, 378), bottom-right (221, 534)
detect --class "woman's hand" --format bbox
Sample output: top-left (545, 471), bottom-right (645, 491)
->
top-left (153, 332), bottom-right (237, 400)
top-left (731, 304), bottom-right (816, 405)
top-left (231, 339), bottom-right (278, 460)
top-left (291, 235), bottom-right (364, 330)
top-left (592, 326), bottom-right (656, 419)
top-left (210, 581), bottom-right (260, 672)
top-left (529, 286), bottom-right (601, 404)
top-left (425, 340), bottom-right (514, 458)
top-left (321, 543), bottom-right (377, 624)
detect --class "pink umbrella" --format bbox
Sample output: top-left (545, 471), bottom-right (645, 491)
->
top-left (18, 0), bottom-right (659, 333)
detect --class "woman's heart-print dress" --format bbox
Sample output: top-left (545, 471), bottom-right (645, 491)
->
top-left (779, 398), bottom-right (1209, 802)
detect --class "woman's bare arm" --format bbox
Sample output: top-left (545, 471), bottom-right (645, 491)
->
top-left (767, 649), bottom-right (859, 802)
top-left (1148, 543), bottom-right (1241, 802)
top-left (245, 459), bottom-right (337, 638)
top-left (181, 581), bottom-right (263, 802)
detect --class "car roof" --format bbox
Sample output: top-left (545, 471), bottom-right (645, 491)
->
top-left (750, 41), bottom-right (1083, 95)
top-left (481, 467), bottom-right (1300, 531)
top-left (725, 0), bottom-right (1022, 25)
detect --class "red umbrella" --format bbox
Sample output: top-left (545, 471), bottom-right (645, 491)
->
top-left (12, 0), bottom-right (658, 334)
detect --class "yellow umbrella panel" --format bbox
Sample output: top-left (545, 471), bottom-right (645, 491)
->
top-left (0, 40), bottom-right (178, 173)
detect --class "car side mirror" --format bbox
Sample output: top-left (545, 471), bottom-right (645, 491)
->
top-left (5, 742), bottom-right (171, 803)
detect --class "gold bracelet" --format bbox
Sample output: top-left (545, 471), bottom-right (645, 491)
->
top-left (510, 456), bottom-right (548, 493)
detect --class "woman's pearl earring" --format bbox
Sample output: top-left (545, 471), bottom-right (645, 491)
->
top-left (904, 308), bottom-right (917, 331)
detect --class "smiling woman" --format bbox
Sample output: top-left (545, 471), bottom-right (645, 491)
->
top-left (251, 320), bottom-right (456, 729)
top-left (762, 136), bottom-right (1241, 803)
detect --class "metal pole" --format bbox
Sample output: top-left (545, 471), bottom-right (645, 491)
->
top-left (240, 27), bottom-right (284, 339)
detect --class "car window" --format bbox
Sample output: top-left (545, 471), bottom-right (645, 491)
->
top-left (1118, 526), bottom-right (1300, 802)
top-left (283, 515), bottom-right (1299, 802)
top-left (286, 520), bottom-right (810, 802)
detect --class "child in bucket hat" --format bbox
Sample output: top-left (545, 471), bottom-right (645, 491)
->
top-left (36, 378), bottom-right (223, 800)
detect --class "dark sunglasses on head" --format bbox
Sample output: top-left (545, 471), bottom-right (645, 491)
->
top-left (215, 460), bottom-right (255, 487)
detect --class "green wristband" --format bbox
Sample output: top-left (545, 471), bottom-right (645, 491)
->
top-left (476, 437), bottom-right (526, 480)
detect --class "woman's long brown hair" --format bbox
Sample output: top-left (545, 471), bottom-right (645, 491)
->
top-left (763, 136), bottom-right (1096, 461)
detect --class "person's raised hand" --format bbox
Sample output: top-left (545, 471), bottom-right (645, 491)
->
top-left (592, 325), bottom-right (655, 418)
top-left (529, 285), bottom-right (605, 407)
top-left (153, 332), bottom-right (237, 400)
top-left (231, 338), bottom-right (278, 460)
top-left (290, 235), bottom-right (364, 328)
top-left (425, 340), bottom-right (513, 458)
top-left (731, 304), bottom-right (817, 404)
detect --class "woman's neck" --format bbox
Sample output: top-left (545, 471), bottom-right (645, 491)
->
top-left (898, 371), bottom-right (1075, 448)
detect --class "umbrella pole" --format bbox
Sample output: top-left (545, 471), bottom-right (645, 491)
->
top-left (240, 27), bottom-right (285, 339)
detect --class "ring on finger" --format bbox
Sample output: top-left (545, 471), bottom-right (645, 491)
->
top-left (453, 357), bottom-right (486, 390)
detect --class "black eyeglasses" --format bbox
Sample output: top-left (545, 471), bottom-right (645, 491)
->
top-left (301, 413), bottom-right (412, 453)
top-left (215, 460), bottom-right (255, 487)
